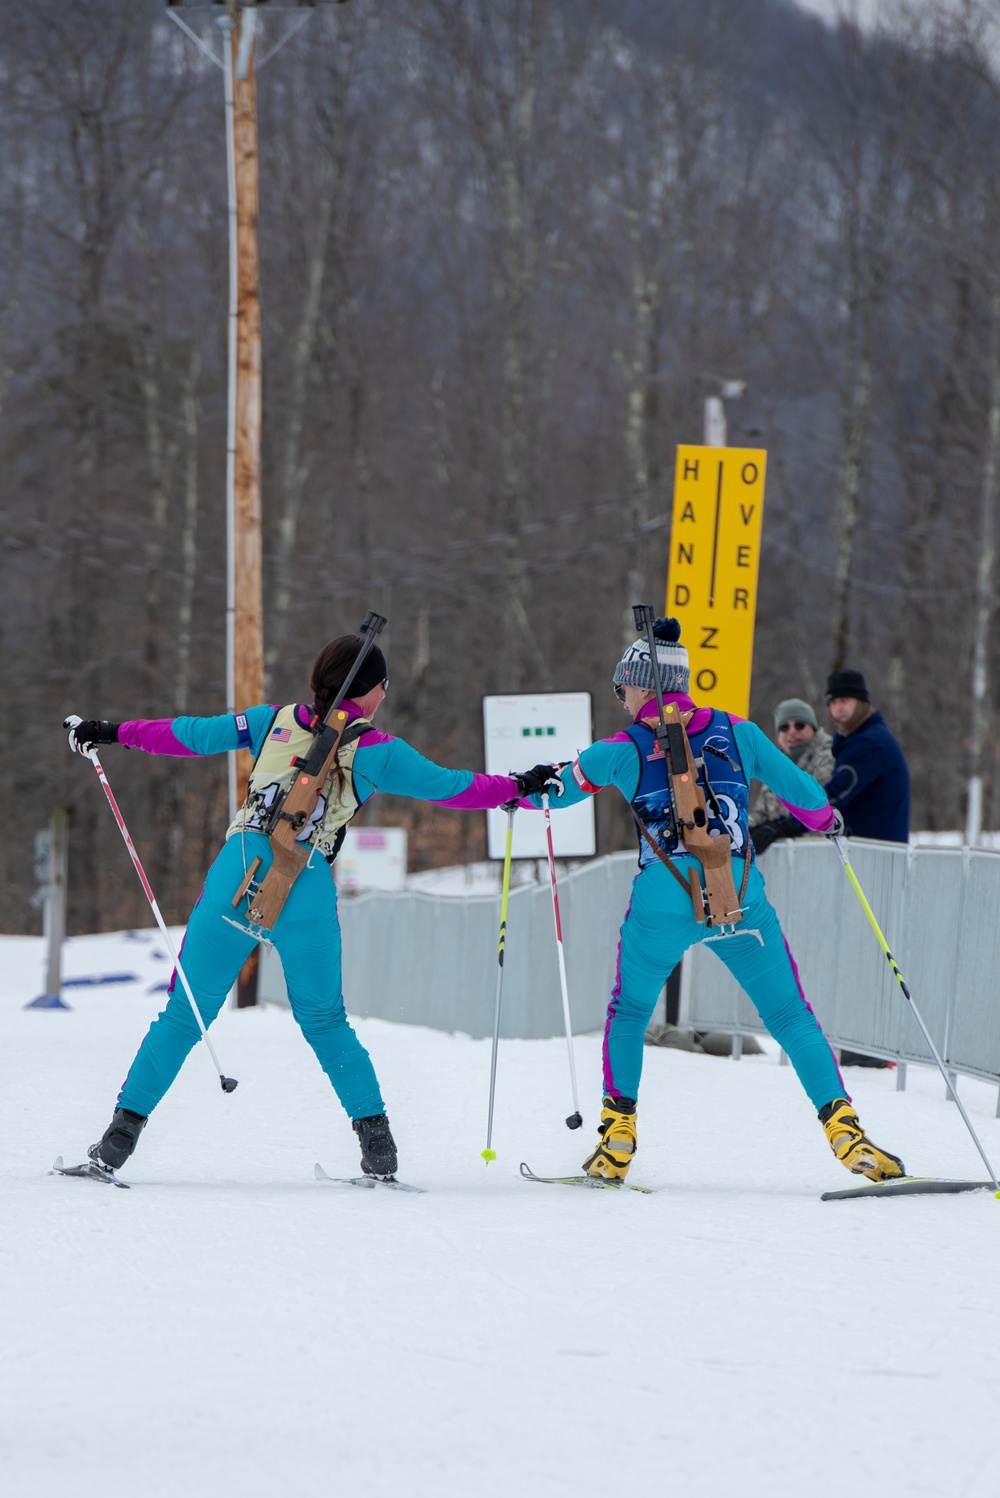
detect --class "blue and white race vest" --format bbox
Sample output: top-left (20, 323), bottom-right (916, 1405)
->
top-left (626, 710), bottom-right (751, 868)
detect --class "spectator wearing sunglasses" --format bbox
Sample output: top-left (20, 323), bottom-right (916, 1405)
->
top-left (750, 698), bottom-right (834, 855)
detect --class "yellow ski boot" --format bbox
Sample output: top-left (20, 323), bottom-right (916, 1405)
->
top-left (819, 1098), bottom-right (905, 1182)
top-left (582, 1095), bottom-right (637, 1181)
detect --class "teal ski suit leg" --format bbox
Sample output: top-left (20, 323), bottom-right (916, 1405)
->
top-left (604, 860), bottom-right (845, 1112)
top-left (269, 860), bottom-right (384, 1117)
top-left (708, 869), bottom-right (847, 1111)
top-left (117, 835), bottom-right (384, 1120)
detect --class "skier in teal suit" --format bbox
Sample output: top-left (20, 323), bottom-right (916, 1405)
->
top-left (66, 632), bottom-right (558, 1181)
top-left (523, 619), bottom-right (905, 1186)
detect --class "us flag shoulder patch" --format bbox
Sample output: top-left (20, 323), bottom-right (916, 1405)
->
top-left (270, 726), bottom-right (292, 742)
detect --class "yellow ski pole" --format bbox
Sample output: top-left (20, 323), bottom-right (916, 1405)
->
top-left (482, 805), bottom-right (515, 1163)
top-left (832, 835), bottom-right (1000, 1195)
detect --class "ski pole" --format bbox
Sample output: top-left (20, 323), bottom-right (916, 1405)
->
top-left (85, 749), bottom-right (238, 1094)
top-left (481, 805), bottom-right (515, 1163)
top-left (833, 835), bottom-right (999, 1194)
top-left (542, 792), bottom-right (582, 1129)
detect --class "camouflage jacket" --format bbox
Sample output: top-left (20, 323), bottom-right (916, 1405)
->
top-left (749, 727), bottom-right (834, 827)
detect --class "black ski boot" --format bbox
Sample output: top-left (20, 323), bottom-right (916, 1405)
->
top-left (352, 1113), bottom-right (398, 1179)
top-left (89, 1108), bottom-right (147, 1172)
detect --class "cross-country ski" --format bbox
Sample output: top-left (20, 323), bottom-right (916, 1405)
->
top-left (314, 1162), bottom-right (425, 1194)
top-left (821, 1177), bottom-right (998, 1202)
top-left (519, 1162), bottom-right (654, 1194)
top-left (51, 1154), bottom-right (130, 1189)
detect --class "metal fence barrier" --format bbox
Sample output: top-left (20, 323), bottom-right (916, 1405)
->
top-left (683, 838), bottom-right (1000, 1106)
top-left (258, 839), bottom-right (1000, 1106)
top-left (258, 852), bottom-right (637, 1039)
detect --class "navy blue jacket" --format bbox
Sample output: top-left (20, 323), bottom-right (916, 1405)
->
top-left (826, 710), bottom-right (910, 844)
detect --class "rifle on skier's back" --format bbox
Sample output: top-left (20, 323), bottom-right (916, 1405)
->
top-left (231, 611), bottom-right (387, 932)
top-left (631, 605), bottom-right (743, 928)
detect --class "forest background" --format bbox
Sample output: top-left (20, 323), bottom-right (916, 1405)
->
top-left (3, 0), bottom-right (1000, 935)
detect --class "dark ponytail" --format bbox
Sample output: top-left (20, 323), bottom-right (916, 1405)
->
top-left (309, 635), bottom-right (387, 719)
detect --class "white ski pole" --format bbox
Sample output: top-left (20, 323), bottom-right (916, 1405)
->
top-left (833, 835), bottom-right (998, 1193)
top-left (542, 792), bottom-right (582, 1129)
top-left (84, 747), bottom-right (238, 1094)
top-left (481, 805), bottom-right (515, 1163)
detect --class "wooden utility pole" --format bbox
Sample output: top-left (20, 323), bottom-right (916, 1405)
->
top-left (229, 6), bottom-right (264, 1006)
top-left (165, 0), bottom-right (330, 1006)
top-left (231, 9), bottom-right (263, 762)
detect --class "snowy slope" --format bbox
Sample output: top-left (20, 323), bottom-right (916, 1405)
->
top-left (2, 929), bottom-right (999, 1498)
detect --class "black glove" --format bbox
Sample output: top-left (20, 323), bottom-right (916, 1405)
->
top-left (500, 762), bottom-right (565, 810)
top-left (64, 715), bottom-right (120, 755)
top-left (513, 762), bottom-right (564, 799)
top-left (750, 821), bottom-right (780, 855)
top-left (825, 808), bottom-right (845, 839)
top-left (750, 815), bottom-right (805, 855)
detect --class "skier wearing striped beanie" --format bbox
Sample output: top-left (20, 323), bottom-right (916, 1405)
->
top-left (519, 617), bottom-right (905, 1188)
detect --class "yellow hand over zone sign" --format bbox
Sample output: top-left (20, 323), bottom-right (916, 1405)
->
top-left (665, 445), bottom-right (767, 719)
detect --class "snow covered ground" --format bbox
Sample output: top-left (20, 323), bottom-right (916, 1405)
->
top-left (3, 929), bottom-right (999, 1498)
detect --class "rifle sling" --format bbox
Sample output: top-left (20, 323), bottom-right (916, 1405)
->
top-left (633, 809), bottom-right (752, 920)
top-left (632, 811), bottom-right (696, 898)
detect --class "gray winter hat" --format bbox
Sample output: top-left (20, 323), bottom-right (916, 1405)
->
top-left (773, 697), bottom-right (818, 732)
top-left (613, 617), bottom-right (690, 695)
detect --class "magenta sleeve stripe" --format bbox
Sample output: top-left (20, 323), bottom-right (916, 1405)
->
top-left (779, 799), bottom-right (835, 832)
top-left (118, 720), bottom-right (200, 756)
top-left (433, 774), bottom-right (520, 809)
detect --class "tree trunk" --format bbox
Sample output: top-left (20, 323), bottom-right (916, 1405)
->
top-left (621, 211), bottom-right (657, 643)
top-left (831, 340), bottom-right (874, 669)
top-left (268, 162), bottom-right (339, 679)
top-left (497, 8), bottom-right (546, 690)
top-left (175, 346), bottom-right (202, 718)
top-left (966, 289), bottom-right (1000, 844)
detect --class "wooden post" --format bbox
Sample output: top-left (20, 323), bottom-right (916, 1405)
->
top-left (25, 810), bottom-right (71, 1009)
top-left (230, 9), bottom-right (264, 1007)
top-left (45, 809), bottom-right (69, 1001)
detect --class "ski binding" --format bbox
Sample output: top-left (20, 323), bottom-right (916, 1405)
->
top-left (51, 1155), bottom-right (130, 1190)
top-left (314, 1162), bottom-right (424, 1194)
top-left (821, 1175), bottom-right (997, 1202)
top-left (519, 1162), bottom-right (654, 1194)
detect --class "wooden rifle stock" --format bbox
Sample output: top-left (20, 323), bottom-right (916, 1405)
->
top-left (629, 605), bottom-right (743, 928)
top-left (232, 707), bottom-right (352, 931)
top-left (660, 701), bottom-right (742, 927)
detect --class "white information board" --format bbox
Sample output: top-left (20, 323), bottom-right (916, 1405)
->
top-left (335, 826), bottom-right (408, 893)
top-left (482, 692), bottom-right (596, 860)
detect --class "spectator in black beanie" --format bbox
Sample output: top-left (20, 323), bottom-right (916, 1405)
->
top-left (825, 668), bottom-right (910, 844)
top-left (825, 669), bottom-right (910, 1070)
